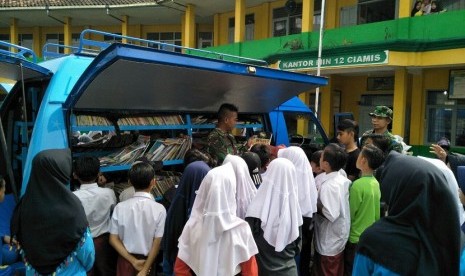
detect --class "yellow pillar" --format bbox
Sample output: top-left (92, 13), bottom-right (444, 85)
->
top-left (297, 92), bottom-right (309, 136)
top-left (301, 0), bottom-right (314, 33)
top-left (213, 14), bottom-right (220, 46)
top-left (234, 0), bottom-right (245, 43)
top-left (325, 0), bottom-right (337, 30)
top-left (399, 0), bottom-right (413, 18)
top-left (320, 77), bottom-right (333, 137)
top-left (32, 27), bottom-right (41, 58)
top-left (410, 73), bottom-right (424, 144)
top-left (258, 2), bottom-right (270, 40)
top-left (121, 15), bottom-right (129, 43)
top-left (10, 18), bottom-right (18, 51)
top-left (64, 17), bottom-right (72, 54)
top-left (392, 68), bottom-right (408, 137)
top-left (184, 4), bottom-right (196, 48)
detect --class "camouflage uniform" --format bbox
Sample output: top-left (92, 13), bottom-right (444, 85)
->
top-left (360, 105), bottom-right (403, 153)
top-left (206, 128), bottom-right (247, 165)
top-left (360, 129), bottom-right (403, 153)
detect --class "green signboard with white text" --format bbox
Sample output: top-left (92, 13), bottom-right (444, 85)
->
top-left (279, 50), bottom-right (389, 70)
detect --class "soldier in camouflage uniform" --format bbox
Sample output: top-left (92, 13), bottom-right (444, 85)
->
top-left (206, 103), bottom-right (252, 165)
top-left (359, 106), bottom-right (403, 153)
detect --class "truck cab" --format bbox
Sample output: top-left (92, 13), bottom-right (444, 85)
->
top-left (0, 30), bottom-right (328, 198)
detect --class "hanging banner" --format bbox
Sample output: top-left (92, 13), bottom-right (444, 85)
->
top-left (279, 50), bottom-right (389, 70)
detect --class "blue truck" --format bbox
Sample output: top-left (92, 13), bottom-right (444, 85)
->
top-left (0, 29), bottom-right (328, 199)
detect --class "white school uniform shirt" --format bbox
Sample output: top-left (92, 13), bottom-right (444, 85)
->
top-left (74, 183), bottom-right (117, 238)
top-left (314, 171), bottom-right (351, 256)
top-left (110, 191), bottom-right (166, 256)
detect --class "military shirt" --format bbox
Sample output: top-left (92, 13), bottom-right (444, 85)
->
top-left (360, 129), bottom-right (403, 153)
top-left (206, 128), bottom-right (247, 165)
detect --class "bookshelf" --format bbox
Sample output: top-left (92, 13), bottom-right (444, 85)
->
top-left (70, 113), bottom-right (265, 173)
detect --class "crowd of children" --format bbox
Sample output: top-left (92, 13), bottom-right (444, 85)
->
top-left (4, 103), bottom-right (465, 275)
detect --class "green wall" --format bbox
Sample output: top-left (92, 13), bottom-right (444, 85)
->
top-left (203, 10), bottom-right (465, 63)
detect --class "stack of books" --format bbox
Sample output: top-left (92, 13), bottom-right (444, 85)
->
top-left (151, 171), bottom-right (182, 198)
top-left (145, 136), bottom-right (192, 161)
top-left (99, 135), bottom-right (151, 166)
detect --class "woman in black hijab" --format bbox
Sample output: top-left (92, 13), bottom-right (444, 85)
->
top-left (353, 152), bottom-right (460, 275)
top-left (11, 149), bottom-right (95, 275)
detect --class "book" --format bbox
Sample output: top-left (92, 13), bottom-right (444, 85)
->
top-left (250, 131), bottom-right (272, 146)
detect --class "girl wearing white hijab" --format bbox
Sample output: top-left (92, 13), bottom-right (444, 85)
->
top-left (246, 158), bottom-right (303, 275)
top-left (277, 146), bottom-right (317, 217)
top-left (223, 154), bottom-right (257, 219)
top-left (175, 162), bottom-right (259, 276)
top-left (278, 146), bottom-right (317, 275)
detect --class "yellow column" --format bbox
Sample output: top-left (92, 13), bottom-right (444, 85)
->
top-left (184, 4), bottom-right (196, 48)
top-left (392, 68), bottom-right (408, 137)
top-left (410, 72), bottom-right (424, 144)
top-left (399, 0), bottom-right (413, 18)
top-left (64, 17), bottom-right (72, 54)
top-left (259, 2), bottom-right (270, 40)
top-left (10, 18), bottom-right (18, 51)
top-left (213, 14), bottom-right (220, 46)
top-left (32, 27), bottom-right (41, 58)
top-left (234, 0), bottom-right (245, 42)
top-left (325, 0), bottom-right (337, 30)
top-left (297, 92), bottom-right (309, 136)
top-left (320, 77), bottom-right (333, 137)
top-left (121, 15), bottom-right (129, 43)
top-left (301, 0), bottom-right (314, 32)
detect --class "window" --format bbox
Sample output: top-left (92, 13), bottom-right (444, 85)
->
top-left (358, 0), bottom-right (396, 24)
top-left (0, 34), bottom-right (9, 51)
top-left (45, 33), bottom-right (65, 54)
top-left (228, 14), bottom-right (255, 43)
top-left (103, 33), bottom-right (122, 43)
top-left (426, 90), bottom-right (465, 146)
top-left (198, 32), bottom-right (213, 48)
top-left (272, 5), bottom-right (302, 37)
top-left (442, 0), bottom-right (465, 11)
top-left (147, 32), bottom-right (182, 53)
top-left (18, 34), bottom-right (33, 51)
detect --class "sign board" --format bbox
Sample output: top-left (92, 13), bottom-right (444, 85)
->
top-left (279, 50), bottom-right (389, 70)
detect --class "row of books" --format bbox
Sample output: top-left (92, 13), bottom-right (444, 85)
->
top-left (98, 135), bottom-right (192, 167)
top-left (76, 115), bottom-right (184, 126)
top-left (76, 115), bottom-right (112, 126)
top-left (117, 115), bottom-right (184, 126)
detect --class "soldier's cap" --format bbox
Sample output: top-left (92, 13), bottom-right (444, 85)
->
top-left (369, 106), bottom-right (393, 120)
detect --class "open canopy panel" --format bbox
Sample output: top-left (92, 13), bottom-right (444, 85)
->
top-left (65, 43), bottom-right (327, 114)
top-left (0, 55), bottom-right (52, 82)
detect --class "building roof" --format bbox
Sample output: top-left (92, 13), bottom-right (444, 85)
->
top-left (0, 0), bottom-right (269, 27)
top-left (0, 0), bottom-right (156, 8)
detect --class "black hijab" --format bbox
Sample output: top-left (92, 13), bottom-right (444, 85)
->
top-left (162, 160), bottom-right (210, 264)
top-left (357, 152), bottom-right (460, 275)
top-left (11, 149), bottom-right (88, 275)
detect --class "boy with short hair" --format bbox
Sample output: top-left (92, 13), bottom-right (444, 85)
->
top-left (73, 156), bottom-right (117, 276)
top-left (310, 150), bottom-right (324, 191)
top-left (344, 144), bottom-right (384, 275)
top-left (336, 119), bottom-right (361, 181)
top-left (109, 162), bottom-right (166, 276)
top-left (314, 143), bottom-right (351, 276)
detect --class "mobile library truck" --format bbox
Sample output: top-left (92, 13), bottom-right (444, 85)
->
top-left (0, 30), bottom-right (328, 199)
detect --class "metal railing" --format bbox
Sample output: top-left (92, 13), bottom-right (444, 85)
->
top-left (0, 41), bottom-right (37, 63)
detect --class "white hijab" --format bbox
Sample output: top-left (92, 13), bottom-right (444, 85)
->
top-left (223, 154), bottom-right (257, 219)
top-left (177, 163), bottom-right (258, 275)
top-left (246, 158), bottom-right (303, 252)
top-left (278, 146), bottom-right (318, 217)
